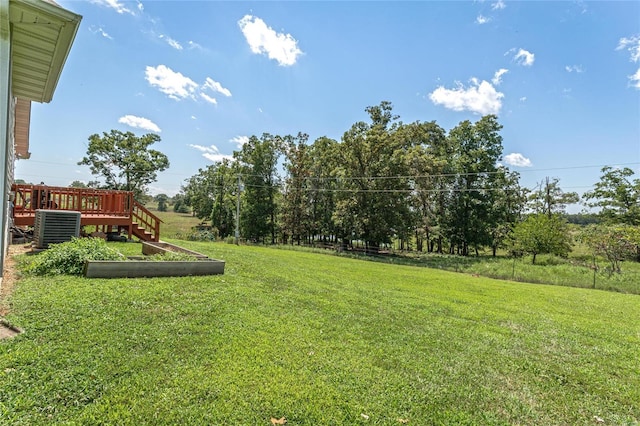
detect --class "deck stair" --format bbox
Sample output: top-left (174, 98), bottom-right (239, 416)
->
top-left (12, 184), bottom-right (161, 242)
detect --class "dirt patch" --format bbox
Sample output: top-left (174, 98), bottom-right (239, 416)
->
top-left (0, 321), bottom-right (21, 339)
top-left (0, 244), bottom-right (31, 317)
top-left (0, 244), bottom-right (31, 339)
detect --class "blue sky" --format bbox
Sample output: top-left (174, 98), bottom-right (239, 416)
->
top-left (17, 0), bottom-right (640, 210)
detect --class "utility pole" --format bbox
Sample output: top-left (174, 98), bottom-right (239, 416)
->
top-left (235, 174), bottom-right (241, 245)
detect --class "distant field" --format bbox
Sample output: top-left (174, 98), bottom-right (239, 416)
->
top-left (144, 203), bottom-right (202, 239)
top-left (1, 241), bottom-right (638, 425)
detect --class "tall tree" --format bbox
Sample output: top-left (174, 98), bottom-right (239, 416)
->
top-left (179, 159), bottom-right (237, 238)
top-left (209, 159), bottom-right (238, 239)
top-left (281, 133), bottom-right (312, 244)
top-left (182, 165), bottom-right (217, 220)
top-left (488, 167), bottom-right (527, 256)
top-left (235, 133), bottom-right (282, 243)
top-left (78, 130), bottom-right (169, 199)
top-left (404, 120), bottom-right (449, 252)
top-left (334, 101), bottom-right (413, 252)
top-left (583, 166), bottom-right (640, 225)
top-left (307, 136), bottom-right (340, 245)
top-left (528, 177), bottom-right (579, 217)
top-left (155, 194), bottom-right (169, 212)
top-left (443, 115), bottom-right (505, 256)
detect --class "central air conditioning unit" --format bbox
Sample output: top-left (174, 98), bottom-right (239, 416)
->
top-left (34, 210), bottom-right (81, 249)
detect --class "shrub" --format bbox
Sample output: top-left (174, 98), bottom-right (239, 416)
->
top-left (25, 237), bottom-right (124, 276)
top-left (186, 230), bottom-right (217, 242)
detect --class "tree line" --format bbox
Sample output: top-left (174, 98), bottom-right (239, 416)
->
top-left (72, 101), bottom-right (640, 267)
top-left (177, 101), bottom-right (638, 261)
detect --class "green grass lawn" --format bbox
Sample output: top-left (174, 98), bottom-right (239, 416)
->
top-left (2, 241), bottom-right (638, 425)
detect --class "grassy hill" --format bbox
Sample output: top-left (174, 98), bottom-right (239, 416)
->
top-left (3, 241), bottom-right (637, 425)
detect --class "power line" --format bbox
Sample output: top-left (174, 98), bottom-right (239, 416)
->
top-left (18, 159), bottom-right (640, 180)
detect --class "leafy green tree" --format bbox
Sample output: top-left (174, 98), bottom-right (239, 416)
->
top-left (182, 167), bottom-right (215, 220)
top-left (209, 159), bottom-right (237, 239)
top-left (403, 120), bottom-right (449, 252)
top-left (443, 115), bottom-right (505, 256)
top-left (528, 177), bottom-right (579, 217)
top-left (583, 166), bottom-right (640, 225)
top-left (234, 133), bottom-right (282, 243)
top-left (155, 194), bottom-right (169, 212)
top-left (172, 194), bottom-right (190, 214)
top-left (307, 136), bottom-right (340, 245)
top-left (69, 180), bottom-right (88, 188)
top-left (488, 167), bottom-right (527, 256)
top-left (180, 161), bottom-right (237, 234)
top-left (509, 214), bottom-right (572, 264)
top-left (281, 133), bottom-right (312, 244)
top-left (78, 130), bottom-right (169, 199)
top-left (580, 224), bottom-right (638, 274)
top-left (334, 101), bottom-right (413, 252)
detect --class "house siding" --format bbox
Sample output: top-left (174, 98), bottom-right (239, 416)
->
top-left (1, 0), bottom-right (11, 277)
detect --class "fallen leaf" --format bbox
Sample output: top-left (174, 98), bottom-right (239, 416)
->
top-left (271, 417), bottom-right (287, 425)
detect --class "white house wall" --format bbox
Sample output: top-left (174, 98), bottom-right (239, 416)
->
top-left (0, 0), bottom-right (12, 280)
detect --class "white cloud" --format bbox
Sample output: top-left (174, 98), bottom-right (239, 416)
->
top-left (90, 0), bottom-right (134, 15)
top-left (492, 68), bottom-right (509, 85)
top-left (514, 48), bottom-right (535, 66)
top-left (492, 0), bottom-right (506, 10)
top-left (200, 93), bottom-right (217, 105)
top-left (145, 65), bottom-right (198, 100)
top-left (476, 15), bottom-right (490, 24)
top-left (503, 153), bottom-right (532, 167)
top-left (118, 115), bottom-right (161, 133)
top-left (145, 65), bottom-right (232, 105)
top-left (159, 35), bottom-right (183, 50)
top-left (188, 41), bottom-right (203, 50)
top-left (238, 15), bottom-right (303, 66)
top-left (189, 144), bottom-right (233, 163)
top-left (88, 25), bottom-right (113, 40)
top-left (203, 78), bottom-right (232, 97)
top-left (230, 136), bottom-right (249, 148)
top-left (429, 78), bottom-right (504, 115)
top-left (565, 65), bottom-right (584, 73)
top-left (630, 68), bottom-right (640, 89)
top-left (617, 35), bottom-right (640, 63)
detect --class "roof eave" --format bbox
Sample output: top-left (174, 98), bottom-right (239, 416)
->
top-left (10, 0), bottom-right (82, 103)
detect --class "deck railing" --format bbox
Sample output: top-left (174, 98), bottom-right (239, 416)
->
top-left (12, 184), bottom-right (132, 216)
top-left (131, 199), bottom-right (161, 241)
top-left (11, 184), bottom-right (161, 241)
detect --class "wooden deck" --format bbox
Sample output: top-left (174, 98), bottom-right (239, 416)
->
top-left (12, 184), bottom-right (161, 242)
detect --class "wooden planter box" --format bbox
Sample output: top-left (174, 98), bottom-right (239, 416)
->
top-left (84, 241), bottom-right (225, 278)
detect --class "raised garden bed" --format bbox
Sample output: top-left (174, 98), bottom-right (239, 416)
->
top-left (141, 241), bottom-right (209, 259)
top-left (84, 241), bottom-right (225, 278)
